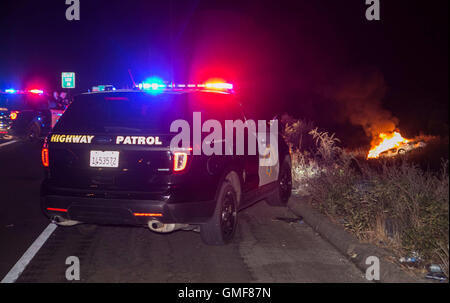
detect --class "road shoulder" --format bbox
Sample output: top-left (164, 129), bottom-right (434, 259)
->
top-left (288, 194), bottom-right (428, 283)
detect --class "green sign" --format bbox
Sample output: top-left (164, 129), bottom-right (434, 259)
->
top-left (61, 72), bottom-right (75, 88)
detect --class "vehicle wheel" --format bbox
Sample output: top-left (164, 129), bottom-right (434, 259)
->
top-left (76, 224), bottom-right (98, 236)
top-left (200, 181), bottom-right (238, 245)
top-left (27, 124), bottom-right (40, 142)
top-left (266, 157), bottom-right (292, 206)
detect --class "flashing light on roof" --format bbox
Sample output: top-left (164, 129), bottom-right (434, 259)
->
top-left (4, 88), bottom-right (46, 94)
top-left (29, 89), bottom-right (44, 94)
top-left (142, 83), bottom-right (163, 90)
top-left (205, 82), bottom-right (233, 90)
top-left (136, 80), bottom-right (234, 92)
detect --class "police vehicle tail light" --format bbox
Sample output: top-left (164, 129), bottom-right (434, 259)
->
top-left (42, 137), bottom-right (49, 167)
top-left (9, 111), bottom-right (19, 120)
top-left (41, 147), bottom-right (49, 167)
top-left (173, 151), bottom-right (189, 172)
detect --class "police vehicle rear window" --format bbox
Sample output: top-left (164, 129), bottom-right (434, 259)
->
top-left (0, 95), bottom-right (28, 110)
top-left (53, 92), bottom-right (190, 133)
top-left (0, 94), bottom-right (49, 110)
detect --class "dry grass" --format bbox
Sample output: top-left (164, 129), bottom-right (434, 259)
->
top-left (283, 116), bottom-right (449, 277)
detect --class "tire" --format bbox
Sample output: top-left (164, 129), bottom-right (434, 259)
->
top-left (26, 124), bottom-right (40, 142)
top-left (266, 157), bottom-right (292, 206)
top-left (200, 181), bottom-right (238, 245)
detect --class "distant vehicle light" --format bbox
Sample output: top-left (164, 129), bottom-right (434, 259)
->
top-left (5, 89), bottom-right (16, 94)
top-left (104, 85), bottom-right (116, 91)
top-left (91, 85), bottom-right (115, 92)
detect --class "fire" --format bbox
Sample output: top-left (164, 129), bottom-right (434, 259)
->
top-left (367, 131), bottom-right (409, 159)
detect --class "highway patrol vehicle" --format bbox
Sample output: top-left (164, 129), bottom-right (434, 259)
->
top-left (41, 82), bottom-right (292, 245)
top-left (0, 89), bottom-right (60, 141)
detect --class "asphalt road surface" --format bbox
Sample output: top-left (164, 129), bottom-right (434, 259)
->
top-left (0, 139), bottom-right (366, 283)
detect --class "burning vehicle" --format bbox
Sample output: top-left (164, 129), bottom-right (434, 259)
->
top-left (378, 141), bottom-right (426, 158)
top-left (368, 131), bottom-right (427, 159)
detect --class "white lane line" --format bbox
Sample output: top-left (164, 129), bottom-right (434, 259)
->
top-left (0, 140), bottom-right (18, 149)
top-left (1, 223), bottom-right (57, 283)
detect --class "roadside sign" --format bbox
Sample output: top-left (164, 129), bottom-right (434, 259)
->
top-left (61, 72), bottom-right (75, 88)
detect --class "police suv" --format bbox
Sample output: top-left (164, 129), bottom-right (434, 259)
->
top-left (41, 83), bottom-right (292, 245)
top-left (0, 89), bottom-right (56, 141)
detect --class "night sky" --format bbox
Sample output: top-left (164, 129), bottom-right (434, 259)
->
top-left (1, 0), bottom-right (448, 147)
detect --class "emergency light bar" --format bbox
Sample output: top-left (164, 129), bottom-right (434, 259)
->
top-left (3, 88), bottom-right (45, 94)
top-left (135, 82), bottom-right (233, 92)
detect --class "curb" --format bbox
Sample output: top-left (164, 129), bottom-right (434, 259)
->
top-left (288, 194), bottom-right (428, 283)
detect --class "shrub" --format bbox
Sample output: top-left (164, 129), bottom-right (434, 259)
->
top-left (284, 116), bottom-right (449, 276)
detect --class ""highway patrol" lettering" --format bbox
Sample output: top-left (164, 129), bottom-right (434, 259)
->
top-left (116, 136), bottom-right (163, 145)
top-left (50, 134), bottom-right (95, 144)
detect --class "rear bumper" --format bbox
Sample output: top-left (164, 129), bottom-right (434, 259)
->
top-left (41, 194), bottom-right (216, 226)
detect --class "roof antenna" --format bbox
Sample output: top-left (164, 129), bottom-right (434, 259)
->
top-left (128, 69), bottom-right (137, 88)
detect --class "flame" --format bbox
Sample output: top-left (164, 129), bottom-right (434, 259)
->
top-left (367, 131), bottom-right (409, 159)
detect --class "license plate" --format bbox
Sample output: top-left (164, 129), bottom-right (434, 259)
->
top-left (90, 150), bottom-right (119, 168)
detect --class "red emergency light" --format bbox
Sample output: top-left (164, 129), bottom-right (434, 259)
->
top-left (29, 89), bottom-right (44, 94)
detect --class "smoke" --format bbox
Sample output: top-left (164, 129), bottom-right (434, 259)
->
top-left (325, 69), bottom-right (399, 145)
